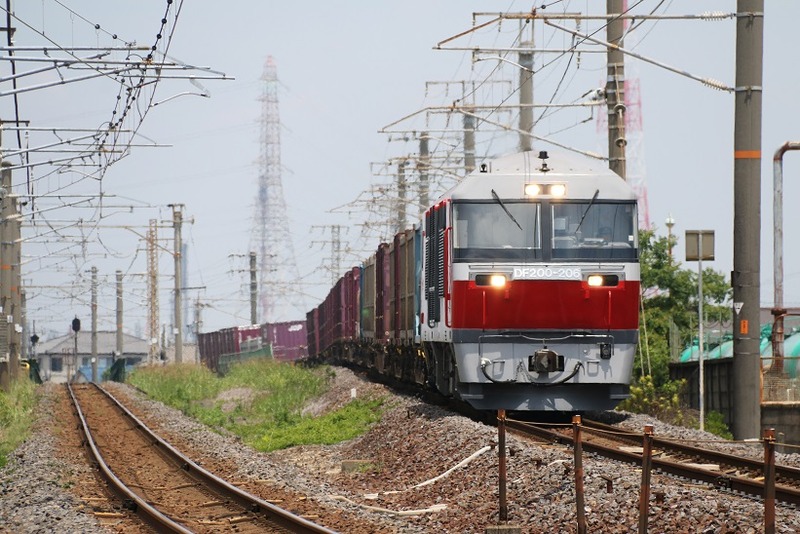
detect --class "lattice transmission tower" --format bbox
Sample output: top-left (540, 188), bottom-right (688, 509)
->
top-left (251, 56), bottom-right (305, 323)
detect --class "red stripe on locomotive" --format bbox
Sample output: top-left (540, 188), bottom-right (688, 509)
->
top-left (449, 279), bottom-right (639, 330)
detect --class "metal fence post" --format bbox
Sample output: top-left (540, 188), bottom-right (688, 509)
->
top-left (573, 415), bottom-right (586, 534)
top-left (638, 424), bottom-right (654, 534)
top-left (498, 409), bottom-right (507, 522)
top-left (764, 427), bottom-right (775, 534)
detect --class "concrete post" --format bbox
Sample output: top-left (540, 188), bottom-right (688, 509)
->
top-left (606, 0), bottom-right (627, 179)
top-left (732, 0), bottom-right (764, 440)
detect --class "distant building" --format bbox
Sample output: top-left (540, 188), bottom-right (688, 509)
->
top-left (32, 331), bottom-right (148, 383)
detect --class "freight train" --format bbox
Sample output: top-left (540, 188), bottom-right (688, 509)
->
top-left (198, 320), bottom-right (307, 374)
top-left (307, 150), bottom-right (640, 411)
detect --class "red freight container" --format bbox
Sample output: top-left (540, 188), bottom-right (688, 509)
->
top-left (264, 320), bottom-right (307, 361)
top-left (235, 325), bottom-right (263, 353)
top-left (198, 330), bottom-right (220, 373)
top-left (362, 254), bottom-right (377, 340)
top-left (342, 266), bottom-right (361, 340)
top-left (306, 309), bottom-right (319, 357)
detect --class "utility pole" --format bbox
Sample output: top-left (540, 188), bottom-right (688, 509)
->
top-left (394, 160), bottom-right (407, 234)
top-left (732, 0), bottom-right (763, 440)
top-left (606, 0), bottom-right (627, 179)
top-left (518, 35), bottom-right (534, 152)
top-left (418, 133), bottom-right (430, 214)
top-left (463, 110), bottom-right (476, 175)
top-left (19, 290), bottom-right (26, 361)
top-left (91, 266), bottom-right (98, 382)
top-left (170, 204), bottom-right (183, 364)
top-left (116, 270), bottom-right (123, 360)
top-left (147, 219), bottom-right (159, 364)
top-left (0, 159), bottom-right (20, 385)
top-left (194, 296), bottom-right (203, 337)
top-left (249, 251), bottom-right (258, 324)
top-left (0, 158), bottom-right (7, 391)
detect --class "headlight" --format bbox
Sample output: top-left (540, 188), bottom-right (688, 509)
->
top-left (524, 184), bottom-right (541, 196)
top-left (475, 274), bottom-right (508, 288)
top-left (490, 274), bottom-right (507, 288)
top-left (586, 274), bottom-right (620, 287)
top-left (587, 275), bottom-right (604, 287)
top-left (524, 183), bottom-right (566, 197)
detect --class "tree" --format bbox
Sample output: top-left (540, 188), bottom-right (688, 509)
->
top-left (635, 229), bottom-right (731, 386)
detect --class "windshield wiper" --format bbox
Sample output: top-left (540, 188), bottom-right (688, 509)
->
top-left (491, 189), bottom-right (522, 231)
top-left (573, 189), bottom-right (599, 235)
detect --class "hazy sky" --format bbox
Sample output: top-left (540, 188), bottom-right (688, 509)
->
top-left (4, 1), bottom-right (800, 339)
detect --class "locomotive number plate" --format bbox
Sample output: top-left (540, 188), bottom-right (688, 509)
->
top-left (512, 267), bottom-right (582, 280)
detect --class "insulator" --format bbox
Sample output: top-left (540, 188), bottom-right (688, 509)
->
top-left (702, 78), bottom-right (730, 91)
top-left (700, 11), bottom-right (733, 21)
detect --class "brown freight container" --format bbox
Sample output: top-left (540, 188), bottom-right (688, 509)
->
top-left (264, 320), bottom-right (308, 361)
top-left (306, 309), bottom-right (319, 357)
top-left (342, 266), bottom-right (361, 340)
top-left (198, 330), bottom-right (219, 373)
top-left (362, 255), bottom-right (377, 340)
top-left (398, 228), bottom-right (416, 342)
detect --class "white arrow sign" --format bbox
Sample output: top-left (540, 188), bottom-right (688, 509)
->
top-left (733, 302), bottom-right (744, 315)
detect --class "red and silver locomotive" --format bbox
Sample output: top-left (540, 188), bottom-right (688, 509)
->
top-left (421, 150), bottom-right (639, 411)
top-left (308, 149), bottom-right (640, 412)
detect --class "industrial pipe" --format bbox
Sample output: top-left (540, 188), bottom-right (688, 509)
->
top-left (771, 141), bottom-right (800, 370)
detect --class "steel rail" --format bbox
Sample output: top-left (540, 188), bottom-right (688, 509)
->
top-left (70, 382), bottom-right (339, 534)
top-left (583, 419), bottom-right (800, 484)
top-left (507, 419), bottom-right (800, 506)
top-left (67, 382), bottom-right (193, 533)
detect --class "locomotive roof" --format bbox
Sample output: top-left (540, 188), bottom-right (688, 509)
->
top-left (447, 150), bottom-right (636, 202)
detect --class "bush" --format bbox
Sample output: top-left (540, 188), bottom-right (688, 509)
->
top-left (704, 411), bottom-right (733, 440)
top-left (127, 360), bottom-right (384, 451)
top-left (0, 378), bottom-right (38, 468)
top-left (617, 375), bottom-right (686, 426)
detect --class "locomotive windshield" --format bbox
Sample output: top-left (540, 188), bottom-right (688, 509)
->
top-left (452, 199), bottom-right (637, 262)
top-left (453, 202), bottom-right (542, 261)
top-left (551, 201), bottom-right (637, 260)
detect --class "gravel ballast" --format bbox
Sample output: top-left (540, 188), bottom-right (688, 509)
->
top-left (2, 369), bottom-right (799, 533)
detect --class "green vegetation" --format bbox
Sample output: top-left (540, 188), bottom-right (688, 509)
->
top-left (0, 378), bottom-right (38, 468)
top-left (619, 229), bottom-right (734, 439)
top-left (618, 375), bottom-right (686, 426)
top-left (252, 398), bottom-right (384, 452)
top-left (128, 360), bottom-right (386, 452)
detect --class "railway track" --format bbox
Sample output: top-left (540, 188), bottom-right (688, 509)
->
top-left (68, 382), bottom-right (337, 534)
top-left (508, 417), bottom-right (800, 506)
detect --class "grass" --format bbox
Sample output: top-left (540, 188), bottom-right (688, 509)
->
top-left (0, 377), bottom-right (39, 468)
top-left (127, 360), bottom-right (386, 452)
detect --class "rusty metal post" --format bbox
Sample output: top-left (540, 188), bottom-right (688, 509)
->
top-left (638, 424), bottom-right (654, 534)
top-left (498, 409), bottom-right (508, 522)
top-left (764, 428), bottom-right (775, 534)
top-left (771, 141), bottom-right (800, 374)
top-left (573, 415), bottom-right (587, 534)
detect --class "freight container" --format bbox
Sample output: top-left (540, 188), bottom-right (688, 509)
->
top-left (361, 255), bottom-right (377, 340)
top-left (264, 320), bottom-right (308, 361)
top-left (376, 243), bottom-right (391, 340)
